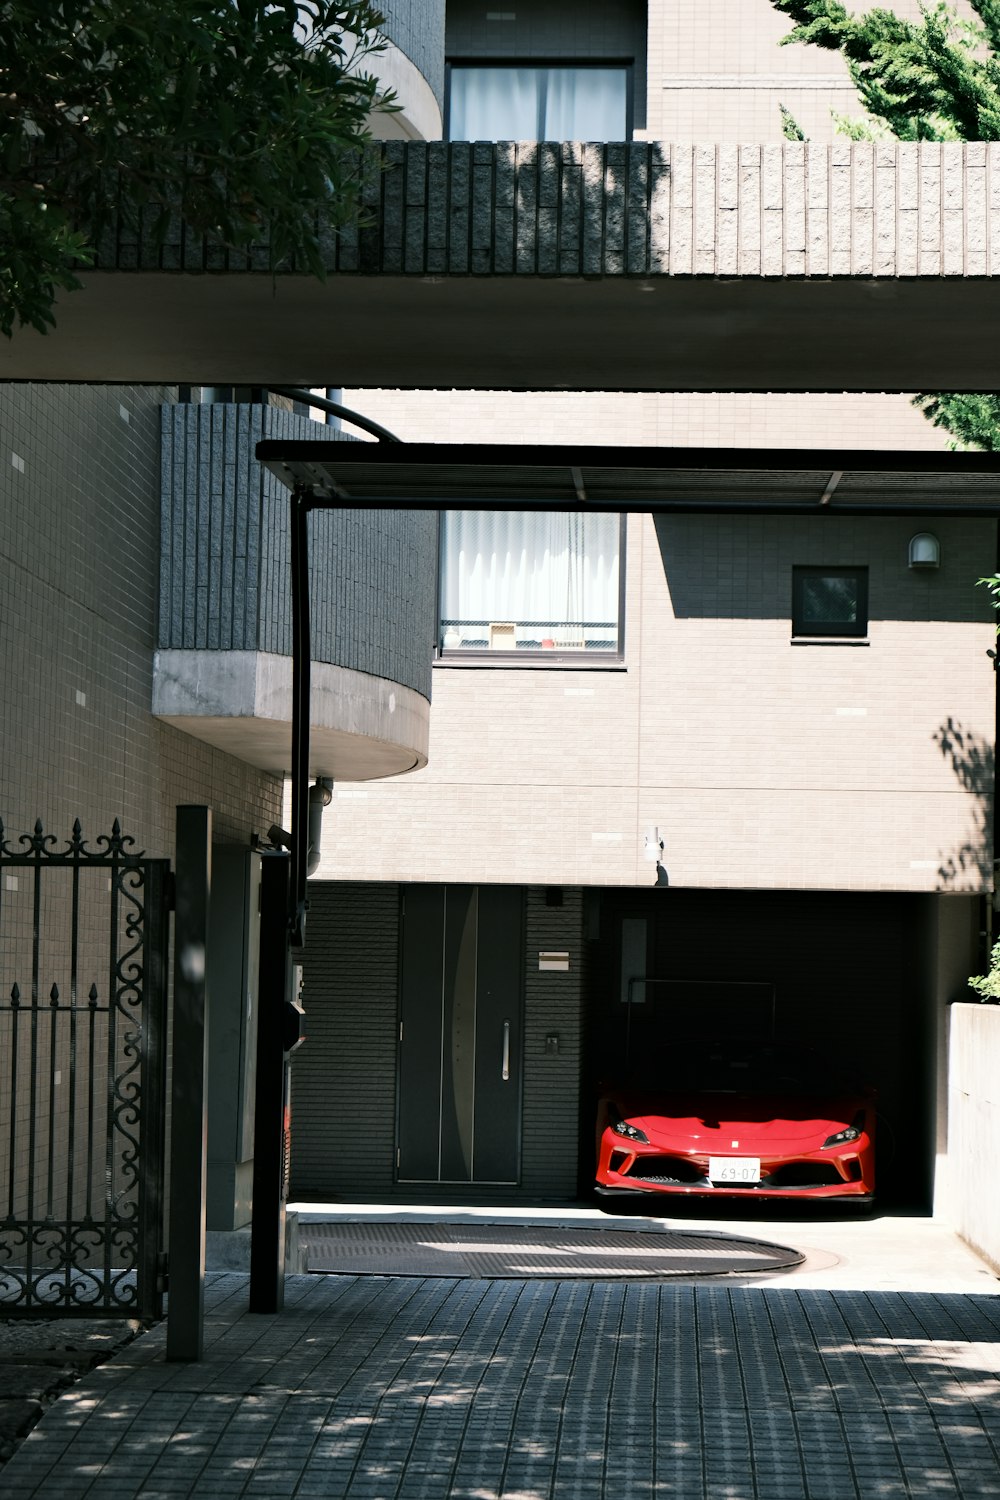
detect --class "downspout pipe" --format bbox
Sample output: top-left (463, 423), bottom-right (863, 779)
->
top-left (306, 777), bottom-right (333, 877)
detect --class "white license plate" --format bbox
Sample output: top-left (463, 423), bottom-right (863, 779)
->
top-left (709, 1156), bottom-right (761, 1184)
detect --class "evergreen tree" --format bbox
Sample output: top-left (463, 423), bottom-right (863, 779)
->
top-left (913, 393), bottom-right (1000, 450)
top-left (771, 0), bottom-right (1000, 447)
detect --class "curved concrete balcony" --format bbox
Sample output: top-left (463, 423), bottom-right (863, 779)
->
top-left (152, 649), bottom-right (428, 779)
top-left (366, 0), bottom-right (444, 142)
top-left (151, 402), bottom-right (436, 780)
top-left (5, 141), bottom-right (1000, 390)
top-left (365, 40), bottom-right (442, 143)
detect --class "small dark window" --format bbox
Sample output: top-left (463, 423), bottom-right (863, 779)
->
top-left (792, 566), bottom-right (868, 638)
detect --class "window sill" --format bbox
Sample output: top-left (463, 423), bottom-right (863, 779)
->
top-left (790, 636), bottom-right (870, 647)
top-left (434, 653), bottom-right (627, 671)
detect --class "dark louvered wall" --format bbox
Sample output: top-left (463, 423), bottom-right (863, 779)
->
top-left (521, 889), bottom-right (586, 1200)
top-left (290, 882), bottom-right (401, 1201)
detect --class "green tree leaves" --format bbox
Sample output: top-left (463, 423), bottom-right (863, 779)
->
top-left (772, 0), bottom-right (1000, 449)
top-left (912, 393), bottom-right (1000, 450)
top-left (0, 0), bottom-right (392, 336)
top-left (773, 0), bottom-right (1000, 139)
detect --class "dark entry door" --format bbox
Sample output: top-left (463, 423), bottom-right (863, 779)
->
top-left (397, 885), bottom-right (522, 1184)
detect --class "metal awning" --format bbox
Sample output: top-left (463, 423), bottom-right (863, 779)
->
top-left (256, 438), bottom-right (1000, 946)
top-left (256, 442), bottom-right (1000, 514)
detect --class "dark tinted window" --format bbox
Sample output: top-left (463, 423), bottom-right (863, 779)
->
top-left (792, 566), bottom-right (868, 637)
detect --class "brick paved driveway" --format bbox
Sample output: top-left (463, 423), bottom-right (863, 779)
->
top-left (3, 1270), bottom-right (1000, 1499)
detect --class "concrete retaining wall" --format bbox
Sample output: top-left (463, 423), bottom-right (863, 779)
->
top-left (93, 141), bottom-right (1000, 279)
top-left (947, 1002), bottom-right (1000, 1270)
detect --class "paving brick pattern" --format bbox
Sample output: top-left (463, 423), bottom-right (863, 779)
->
top-left (4, 1272), bottom-right (1000, 1499)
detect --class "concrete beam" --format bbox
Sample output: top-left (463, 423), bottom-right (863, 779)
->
top-left (3, 142), bottom-right (1000, 390)
top-left (7, 273), bottom-right (1000, 391)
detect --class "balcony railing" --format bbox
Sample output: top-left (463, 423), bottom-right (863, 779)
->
top-left (440, 618), bottom-right (619, 654)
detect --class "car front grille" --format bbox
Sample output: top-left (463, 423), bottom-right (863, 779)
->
top-left (765, 1161), bottom-right (843, 1189)
top-left (626, 1156), bottom-right (707, 1185)
top-left (618, 1155), bottom-right (848, 1190)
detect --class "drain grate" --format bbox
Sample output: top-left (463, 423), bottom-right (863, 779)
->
top-left (300, 1221), bottom-right (804, 1279)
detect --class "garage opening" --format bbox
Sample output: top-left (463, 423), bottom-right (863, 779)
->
top-left (580, 888), bottom-right (971, 1213)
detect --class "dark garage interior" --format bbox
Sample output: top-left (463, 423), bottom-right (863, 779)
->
top-left (581, 888), bottom-right (956, 1213)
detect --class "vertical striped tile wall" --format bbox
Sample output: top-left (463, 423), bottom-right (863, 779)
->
top-left (159, 403), bottom-right (438, 697)
top-left (291, 882), bottom-right (400, 1200)
top-left (104, 142), bottom-right (1000, 279)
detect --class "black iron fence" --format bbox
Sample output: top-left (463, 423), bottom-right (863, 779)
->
top-left (0, 820), bottom-right (170, 1318)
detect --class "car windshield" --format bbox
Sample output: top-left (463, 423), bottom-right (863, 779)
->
top-left (628, 1040), bottom-right (863, 1094)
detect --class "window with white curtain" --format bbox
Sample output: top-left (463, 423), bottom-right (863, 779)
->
top-left (439, 511), bottom-right (622, 657)
top-left (448, 65), bottom-right (629, 142)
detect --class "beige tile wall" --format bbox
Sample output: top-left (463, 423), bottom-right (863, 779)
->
top-left (314, 511), bottom-right (996, 892)
top-left (339, 389), bottom-right (945, 450)
top-left (318, 1), bottom-right (993, 896)
top-left (644, 0), bottom-right (978, 143)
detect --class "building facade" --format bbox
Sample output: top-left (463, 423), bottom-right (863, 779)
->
top-left (2, 0), bottom-right (998, 1256)
top-left (289, 0), bottom-right (999, 1224)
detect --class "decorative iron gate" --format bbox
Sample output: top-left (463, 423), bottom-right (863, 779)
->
top-left (0, 820), bottom-right (170, 1319)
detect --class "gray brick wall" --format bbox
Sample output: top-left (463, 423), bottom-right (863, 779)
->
top-left (0, 384), bottom-right (283, 858)
top-left (291, 882), bottom-right (400, 1200)
top-left (351, 140), bottom-right (663, 277)
top-left (160, 403), bottom-right (438, 696)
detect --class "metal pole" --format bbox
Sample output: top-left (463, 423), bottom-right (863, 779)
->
top-left (249, 852), bottom-right (291, 1313)
top-left (290, 485), bottom-right (311, 948)
top-left (166, 805), bottom-right (212, 1361)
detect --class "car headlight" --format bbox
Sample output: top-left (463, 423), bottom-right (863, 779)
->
top-left (822, 1111), bottom-right (866, 1150)
top-left (612, 1121), bottom-right (648, 1143)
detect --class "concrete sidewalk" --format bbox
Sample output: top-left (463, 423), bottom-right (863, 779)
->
top-left (3, 1211), bottom-right (1000, 1499)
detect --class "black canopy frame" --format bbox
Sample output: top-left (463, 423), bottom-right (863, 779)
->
top-left (256, 441), bottom-right (1000, 945)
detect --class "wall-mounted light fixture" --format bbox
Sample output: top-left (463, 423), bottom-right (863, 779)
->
top-left (908, 532), bottom-right (941, 569)
top-left (643, 826), bottom-right (662, 862)
top-left (643, 826), bottom-right (668, 886)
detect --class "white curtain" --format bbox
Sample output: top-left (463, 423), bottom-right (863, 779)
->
top-left (541, 68), bottom-right (627, 141)
top-left (440, 511), bottom-right (619, 634)
top-left (449, 67), bottom-right (627, 142)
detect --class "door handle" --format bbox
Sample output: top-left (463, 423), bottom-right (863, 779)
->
top-left (501, 1020), bottom-right (510, 1081)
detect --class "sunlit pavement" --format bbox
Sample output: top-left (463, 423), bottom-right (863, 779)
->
top-left (3, 1207), bottom-right (1000, 1499)
top-left (294, 1202), bottom-right (1000, 1296)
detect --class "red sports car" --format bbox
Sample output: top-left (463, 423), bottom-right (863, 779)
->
top-left (595, 1041), bottom-right (876, 1203)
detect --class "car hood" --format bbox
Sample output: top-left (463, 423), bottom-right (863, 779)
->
top-left (612, 1090), bottom-right (867, 1149)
